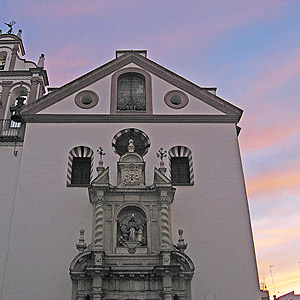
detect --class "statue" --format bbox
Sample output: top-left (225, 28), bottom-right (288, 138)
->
top-left (119, 212), bottom-right (146, 245)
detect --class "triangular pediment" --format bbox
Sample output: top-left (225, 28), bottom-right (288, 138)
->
top-left (21, 52), bottom-right (243, 123)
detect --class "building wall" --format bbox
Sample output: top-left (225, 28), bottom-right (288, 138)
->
top-left (0, 145), bottom-right (23, 296)
top-left (2, 122), bottom-right (260, 300)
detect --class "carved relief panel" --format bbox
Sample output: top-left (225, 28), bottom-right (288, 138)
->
top-left (116, 206), bottom-right (147, 253)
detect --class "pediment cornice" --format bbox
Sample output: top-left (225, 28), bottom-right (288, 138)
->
top-left (21, 52), bottom-right (243, 119)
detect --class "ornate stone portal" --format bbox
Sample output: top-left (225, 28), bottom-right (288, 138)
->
top-left (69, 140), bottom-right (194, 300)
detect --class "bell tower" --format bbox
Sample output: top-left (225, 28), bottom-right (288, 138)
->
top-left (0, 26), bottom-right (48, 142)
top-left (69, 138), bottom-right (194, 300)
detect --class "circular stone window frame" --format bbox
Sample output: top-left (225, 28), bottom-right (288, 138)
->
top-left (164, 90), bottom-right (189, 109)
top-left (75, 90), bottom-right (99, 109)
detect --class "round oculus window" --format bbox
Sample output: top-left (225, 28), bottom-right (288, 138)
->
top-left (164, 90), bottom-right (189, 109)
top-left (75, 90), bottom-right (99, 109)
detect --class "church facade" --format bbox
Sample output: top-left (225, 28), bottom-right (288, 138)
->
top-left (0, 31), bottom-right (267, 300)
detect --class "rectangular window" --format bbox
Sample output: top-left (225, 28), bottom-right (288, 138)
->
top-left (71, 157), bottom-right (91, 185)
top-left (171, 157), bottom-right (190, 184)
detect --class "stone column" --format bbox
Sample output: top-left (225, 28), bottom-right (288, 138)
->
top-left (28, 76), bottom-right (39, 104)
top-left (94, 197), bottom-right (105, 250)
top-left (0, 81), bottom-right (13, 119)
top-left (159, 196), bottom-right (171, 250)
top-left (162, 275), bottom-right (173, 300)
top-left (92, 275), bottom-right (103, 300)
top-left (8, 45), bottom-right (18, 70)
top-left (77, 279), bottom-right (86, 300)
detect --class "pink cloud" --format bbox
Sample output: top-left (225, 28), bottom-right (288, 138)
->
top-left (244, 48), bottom-right (300, 101)
top-left (145, 0), bottom-right (291, 53)
top-left (240, 116), bottom-right (300, 152)
top-left (246, 161), bottom-right (300, 199)
top-left (45, 43), bottom-right (95, 86)
top-left (16, 0), bottom-right (124, 18)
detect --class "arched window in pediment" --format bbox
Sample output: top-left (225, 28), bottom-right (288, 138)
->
top-left (111, 67), bottom-right (153, 114)
top-left (117, 72), bottom-right (146, 111)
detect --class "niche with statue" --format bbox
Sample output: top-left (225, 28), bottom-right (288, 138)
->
top-left (117, 206), bottom-right (147, 253)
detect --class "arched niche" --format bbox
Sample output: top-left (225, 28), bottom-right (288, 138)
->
top-left (0, 51), bottom-right (7, 70)
top-left (5, 85), bottom-right (29, 126)
top-left (116, 206), bottom-right (148, 247)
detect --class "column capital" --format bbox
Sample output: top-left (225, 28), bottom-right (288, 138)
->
top-left (94, 196), bottom-right (105, 206)
top-left (159, 196), bottom-right (171, 206)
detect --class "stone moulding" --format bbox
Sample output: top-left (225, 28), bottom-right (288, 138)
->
top-left (22, 114), bottom-right (241, 123)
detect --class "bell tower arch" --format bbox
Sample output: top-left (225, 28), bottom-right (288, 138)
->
top-left (0, 29), bottom-right (48, 142)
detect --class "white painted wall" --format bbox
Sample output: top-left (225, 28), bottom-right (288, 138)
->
top-left (0, 146), bottom-right (23, 298)
top-left (1, 122), bottom-right (261, 300)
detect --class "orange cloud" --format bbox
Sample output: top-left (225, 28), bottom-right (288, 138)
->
top-left (255, 227), bottom-right (300, 248)
top-left (246, 161), bottom-right (300, 199)
top-left (240, 118), bottom-right (300, 152)
top-left (253, 223), bottom-right (300, 295)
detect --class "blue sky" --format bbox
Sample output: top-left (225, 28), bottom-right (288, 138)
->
top-left (1, 0), bottom-right (300, 296)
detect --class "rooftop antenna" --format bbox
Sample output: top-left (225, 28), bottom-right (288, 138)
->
top-left (269, 265), bottom-right (276, 296)
top-left (4, 21), bottom-right (16, 34)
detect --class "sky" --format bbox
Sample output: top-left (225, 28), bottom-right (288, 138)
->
top-left (1, 0), bottom-right (300, 297)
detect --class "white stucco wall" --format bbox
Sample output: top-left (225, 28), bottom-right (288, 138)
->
top-left (1, 122), bottom-right (260, 300)
top-left (0, 146), bottom-right (23, 297)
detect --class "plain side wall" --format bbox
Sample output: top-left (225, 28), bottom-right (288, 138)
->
top-left (2, 122), bottom-right (260, 300)
top-left (0, 146), bottom-right (23, 298)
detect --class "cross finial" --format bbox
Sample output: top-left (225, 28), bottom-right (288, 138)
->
top-left (156, 147), bottom-right (167, 161)
top-left (97, 147), bottom-right (105, 161)
top-left (96, 147), bottom-right (105, 174)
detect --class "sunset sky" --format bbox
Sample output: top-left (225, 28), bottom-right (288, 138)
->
top-left (1, 0), bottom-right (300, 296)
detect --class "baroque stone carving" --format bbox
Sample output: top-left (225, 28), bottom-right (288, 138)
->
top-left (122, 164), bottom-right (141, 186)
top-left (119, 212), bottom-right (146, 245)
